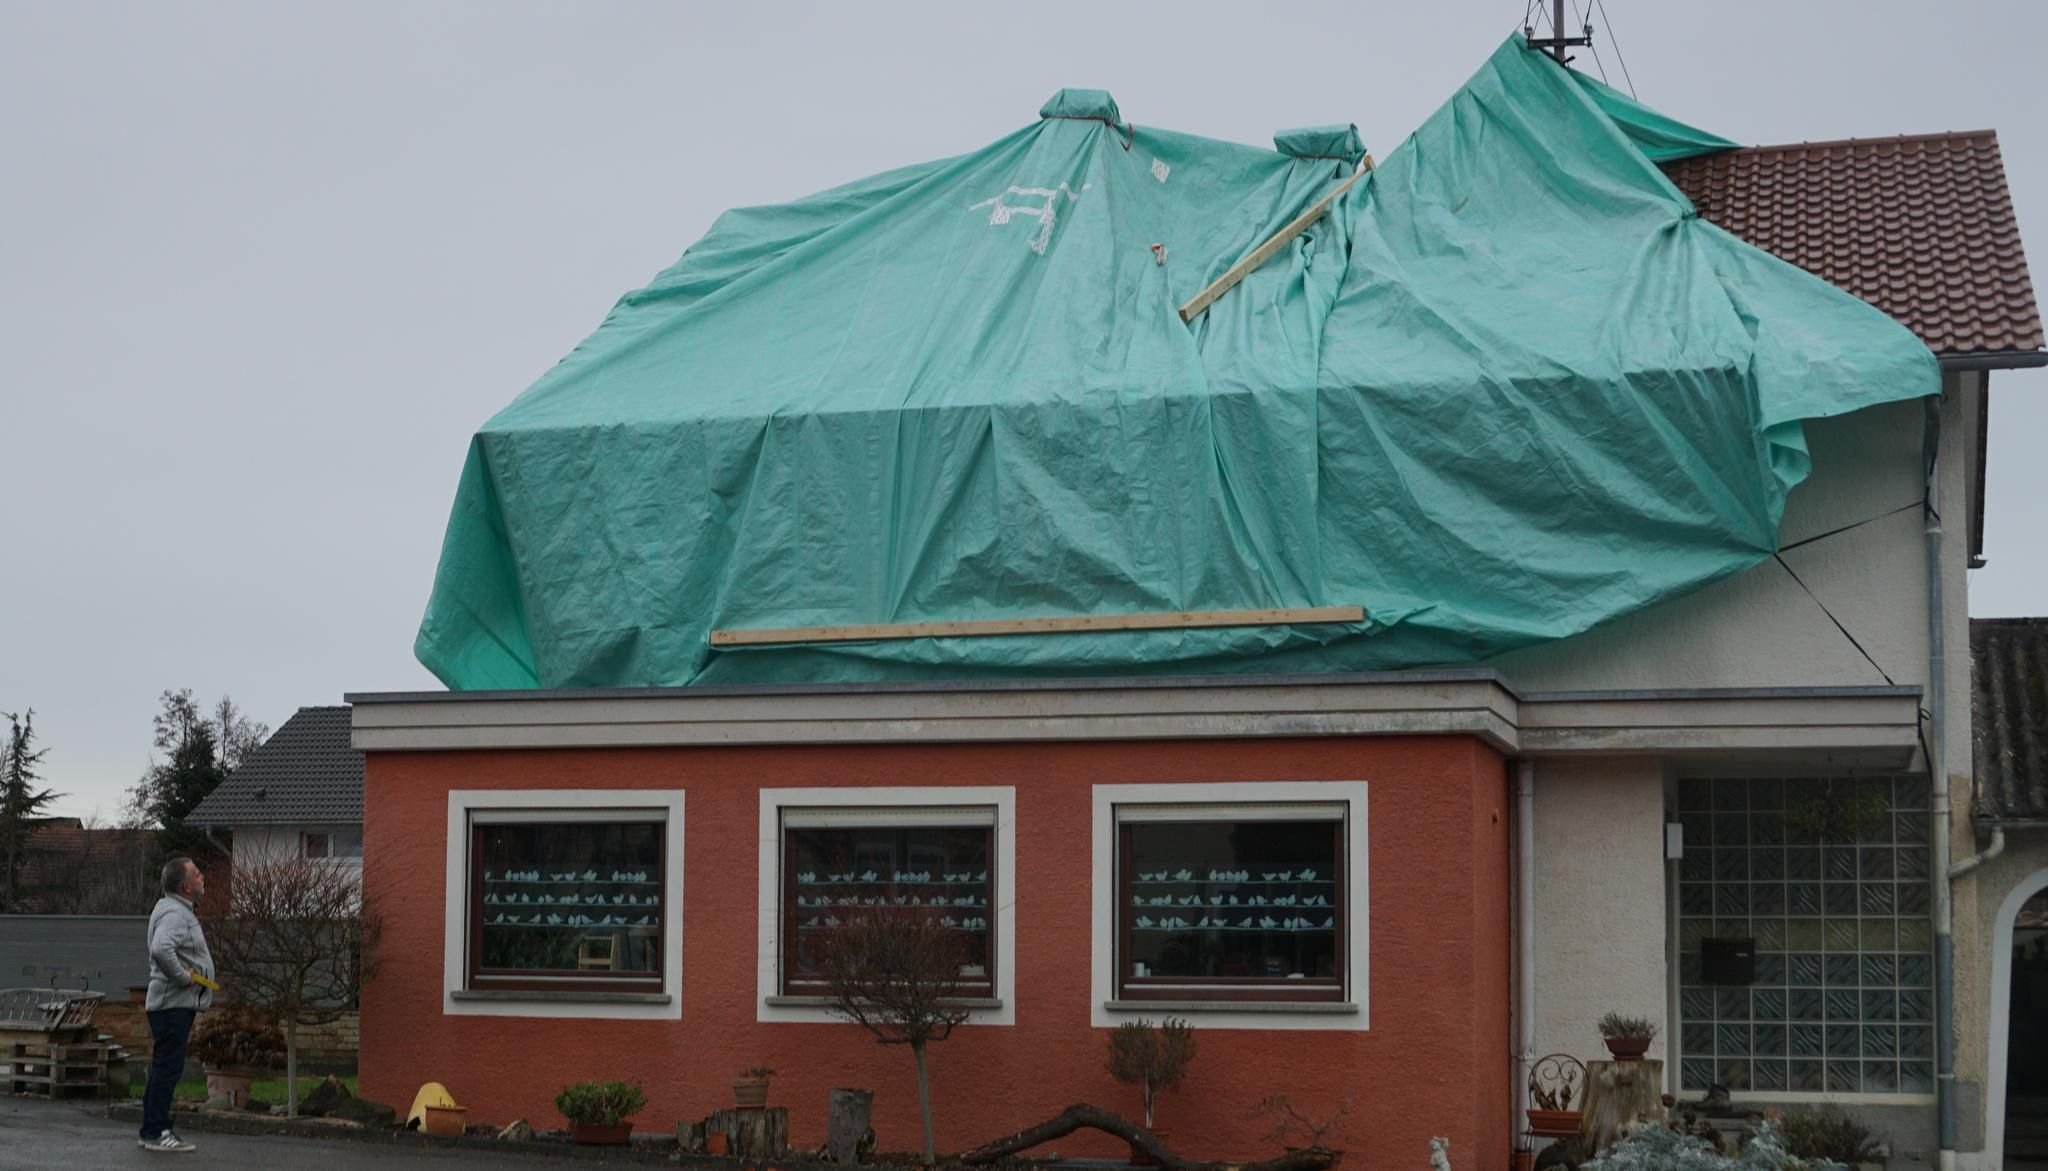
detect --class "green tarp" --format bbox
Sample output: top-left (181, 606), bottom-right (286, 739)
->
top-left (416, 36), bottom-right (1937, 691)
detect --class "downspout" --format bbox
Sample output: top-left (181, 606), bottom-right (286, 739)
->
top-left (1516, 760), bottom-right (1536, 1135)
top-left (1926, 394), bottom-right (1957, 1171)
top-left (1949, 828), bottom-right (2005, 881)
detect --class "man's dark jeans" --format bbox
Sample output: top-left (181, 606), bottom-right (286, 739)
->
top-left (141, 1007), bottom-right (195, 1140)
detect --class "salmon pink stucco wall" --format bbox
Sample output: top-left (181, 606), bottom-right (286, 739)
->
top-left (361, 736), bottom-right (1512, 1169)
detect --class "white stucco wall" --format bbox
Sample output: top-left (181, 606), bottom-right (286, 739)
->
top-left (1530, 756), bottom-right (1669, 1066)
top-left (1491, 387), bottom-right (1961, 697)
top-left (1516, 380), bottom-right (1999, 1145)
top-left (229, 823), bottom-right (363, 870)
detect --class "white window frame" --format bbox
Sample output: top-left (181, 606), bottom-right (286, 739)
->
top-left (756, 787), bottom-right (1015, 1026)
top-left (442, 789), bottom-right (684, 1020)
top-left (1091, 781), bottom-right (1369, 1031)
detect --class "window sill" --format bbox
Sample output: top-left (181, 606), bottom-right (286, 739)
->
top-left (452, 989), bottom-right (671, 1006)
top-left (1103, 999), bottom-right (1359, 1014)
top-left (765, 995), bottom-right (1004, 1010)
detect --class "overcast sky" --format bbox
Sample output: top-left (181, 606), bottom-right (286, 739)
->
top-left (3, 0), bottom-right (2044, 822)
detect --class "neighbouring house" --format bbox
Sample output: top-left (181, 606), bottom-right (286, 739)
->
top-left (347, 39), bottom-right (2043, 1171)
top-left (12, 819), bottom-right (157, 914)
top-left (187, 705), bottom-right (362, 867)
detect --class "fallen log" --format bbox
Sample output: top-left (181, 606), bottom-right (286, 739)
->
top-left (957, 1103), bottom-right (1339, 1171)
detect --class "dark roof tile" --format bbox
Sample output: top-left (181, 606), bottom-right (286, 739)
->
top-left (1972, 618), bottom-right (2048, 823)
top-left (187, 706), bottom-right (361, 827)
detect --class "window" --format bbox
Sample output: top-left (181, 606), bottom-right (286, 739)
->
top-left (757, 787), bottom-right (1015, 1025)
top-left (468, 813), bottom-right (664, 994)
top-left (1116, 804), bottom-right (1347, 1003)
top-left (300, 830), bottom-right (361, 860)
top-left (779, 809), bottom-right (995, 997)
top-left (1675, 777), bottom-right (1933, 1095)
top-left (1091, 782), bottom-right (1368, 1029)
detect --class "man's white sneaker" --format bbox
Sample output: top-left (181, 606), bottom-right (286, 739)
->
top-left (139, 1131), bottom-right (196, 1152)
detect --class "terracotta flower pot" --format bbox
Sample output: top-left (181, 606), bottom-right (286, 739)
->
top-left (202, 1065), bottom-right (258, 1108)
top-left (1603, 1035), bottom-right (1652, 1062)
top-left (1526, 1108), bottom-right (1583, 1138)
top-left (708, 1131), bottom-right (730, 1155)
top-left (422, 1104), bottom-right (467, 1137)
top-left (1511, 1151), bottom-right (1536, 1171)
top-left (733, 1075), bottom-right (770, 1109)
top-left (570, 1121), bottom-right (632, 1146)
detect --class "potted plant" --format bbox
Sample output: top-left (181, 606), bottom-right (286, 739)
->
top-left (555, 1079), bottom-right (646, 1146)
top-left (733, 1066), bottom-right (776, 1110)
top-left (1597, 1012), bottom-right (1658, 1062)
top-left (188, 1002), bottom-right (284, 1108)
top-left (1526, 1053), bottom-right (1584, 1137)
top-left (422, 1101), bottom-right (468, 1137)
top-left (1106, 1018), bottom-right (1196, 1164)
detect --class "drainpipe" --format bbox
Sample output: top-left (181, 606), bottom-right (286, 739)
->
top-left (1949, 828), bottom-right (2006, 881)
top-left (1926, 394), bottom-right (1957, 1171)
top-left (1516, 760), bottom-right (1536, 1133)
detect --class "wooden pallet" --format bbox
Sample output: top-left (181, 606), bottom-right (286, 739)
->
top-left (7, 1038), bottom-right (112, 1098)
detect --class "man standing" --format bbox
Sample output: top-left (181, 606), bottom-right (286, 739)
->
top-left (140, 856), bottom-right (213, 1153)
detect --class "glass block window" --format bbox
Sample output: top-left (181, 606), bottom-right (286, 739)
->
top-left (1676, 777), bottom-right (1933, 1095)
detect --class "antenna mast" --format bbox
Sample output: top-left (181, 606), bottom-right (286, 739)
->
top-left (1526, 0), bottom-right (1592, 65)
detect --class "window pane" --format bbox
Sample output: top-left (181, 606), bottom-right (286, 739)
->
top-left (475, 822), bottom-right (662, 979)
top-left (784, 823), bottom-right (993, 990)
top-left (1122, 819), bottom-right (1341, 991)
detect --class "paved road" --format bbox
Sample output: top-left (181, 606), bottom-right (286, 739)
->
top-left (0, 1098), bottom-right (576, 1170)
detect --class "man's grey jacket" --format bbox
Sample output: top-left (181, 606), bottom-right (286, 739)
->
top-left (145, 893), bottom-right (215, 1012)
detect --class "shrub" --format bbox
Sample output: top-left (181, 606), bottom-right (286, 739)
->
top-left (1584, 1119), bottom-right (1834, 1170)
top-left (1777, 1107), bottom-right (1881, 1165)
top-left (1105, 1017), bottom-right (1197, 1128)
top-left (1595, 1012), bottom-right (1658, 1041)
top-left (189, 1002), bottom-right (285, 1069)
top-left (739, 1066), bottom-right (777, 1079)
top-left (554, 1080), bottom-right (646, 1127)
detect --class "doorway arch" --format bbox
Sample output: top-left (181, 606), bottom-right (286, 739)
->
top-left (1984, 865), bottom-right (2048, 1171)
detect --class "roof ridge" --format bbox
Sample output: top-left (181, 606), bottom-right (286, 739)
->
top-left (1718, 129), bottom-right (2001, 155)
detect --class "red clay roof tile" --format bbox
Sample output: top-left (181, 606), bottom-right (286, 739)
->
top-left (1662, 130), bottom-right (2043, 357)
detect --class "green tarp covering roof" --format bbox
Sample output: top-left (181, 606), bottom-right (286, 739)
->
top-left (416, 36), bottom-right (1936, 691)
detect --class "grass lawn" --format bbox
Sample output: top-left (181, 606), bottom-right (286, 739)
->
top-left (172, 1073), bottom-right (357, 1107)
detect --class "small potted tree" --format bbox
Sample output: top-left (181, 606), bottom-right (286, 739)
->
top-left (555, 1079), bottom-right (646, 1146)
top-left (1105, 1017), bottom-right (1196, 1163)
top-left (189, 1002), bottom-right (284, 1109)
top-left (1597, 1012), bottom-right (1658, 1062)
top-left (733, 1066), bottom-right (775, 1109)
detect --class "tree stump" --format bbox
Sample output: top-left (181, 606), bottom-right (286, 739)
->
top-left (827, 1088), bottom-right (874, 1164)
top-left (1578, 1060), bottom-right (1665, 1155)
top-left (705, 1106), bottom-right (789, 1159)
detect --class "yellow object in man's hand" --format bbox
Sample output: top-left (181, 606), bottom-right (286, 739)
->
top-left (191, 972), bottom-right (220, 991)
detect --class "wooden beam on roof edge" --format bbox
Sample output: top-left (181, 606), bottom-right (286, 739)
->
top-left (1177, 155), bottom-right (1374, 324)
top-left (710, 605), bottom-right (1367, 648)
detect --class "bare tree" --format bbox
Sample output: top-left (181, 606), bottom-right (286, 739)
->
top-left (205, 852), bottom-right (381, 1117)
top-left (818, 909), bottom-right (973, 1161)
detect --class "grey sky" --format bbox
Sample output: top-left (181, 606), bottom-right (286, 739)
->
top-left (3, 0), bottom-right (2044, 822)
